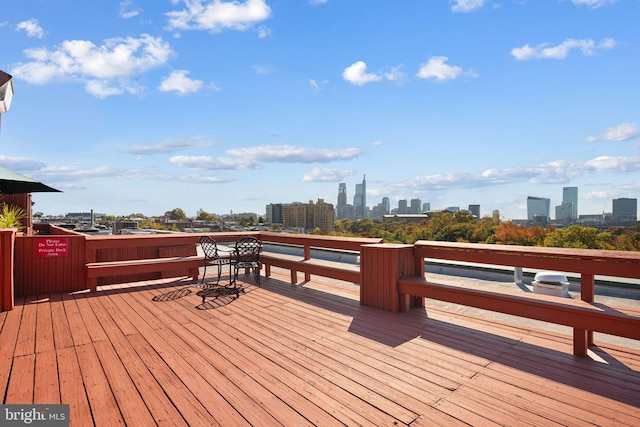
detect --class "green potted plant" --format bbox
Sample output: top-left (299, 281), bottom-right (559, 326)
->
top-left (0, 202), bottom-right (27, 232)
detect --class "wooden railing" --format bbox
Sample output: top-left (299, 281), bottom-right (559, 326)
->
top-left (4, 227), bottom-right (640, 357)
top-left (85, 232), bottom-right (255, 291)
top-left (259, 231), bottom-right (382, 284)
top-left (396, 241), bottom-right (640, 356)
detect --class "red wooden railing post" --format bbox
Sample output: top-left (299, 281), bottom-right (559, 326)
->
top-left (581, 273), bottom-right (596, 347)
top-left (0, 228), bottom-right (16, 311)
top-left (304, 243), bottom-right (311, 282)
top-left (360, 244), bottom-right (416, 312)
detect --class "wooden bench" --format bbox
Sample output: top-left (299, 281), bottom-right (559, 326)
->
top-left (398, 275), bottom-right (640, 357)
top-left (396, 240), bottom-right (640, 356)
top-left (258, 232), bottom-right (381, 285)
top-left (87, 256), bottom-right (204, 292)
top-left (260, 252), bottom-right (360, 284)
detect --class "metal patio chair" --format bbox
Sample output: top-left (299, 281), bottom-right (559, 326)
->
top-left (199, 235), bottom-right (232, 288)
top-left (231, 236), bottom-right (262, 288)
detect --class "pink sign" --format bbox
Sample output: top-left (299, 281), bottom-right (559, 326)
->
top-left (36, 237), bottom-right (69, 257)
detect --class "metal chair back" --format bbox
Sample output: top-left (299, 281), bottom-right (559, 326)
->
top-left (200, 235), bottom-right (220, 261)
top-left (233, 237), bottom-right (261, 266)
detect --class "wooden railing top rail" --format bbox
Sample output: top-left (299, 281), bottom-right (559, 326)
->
top-left (85, 231), bottom-right (257, 250)
top-left (258, 231), bottom-right (382, 252)
top-left (414, 240), bottom-right (640, 279)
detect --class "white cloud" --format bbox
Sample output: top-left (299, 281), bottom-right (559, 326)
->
top-left (159, 70), bottom-right (204, 94)
top-left (416, 56), bottom-right (477, 82)
top-left (0, 155), bottom-right (46, 171)
top-left (119, 0), bottom-right (142, 19)
top-left (37, 165), bottom-right (130, 182)
top-left (11, 34), bottom-right (173, 97)
top-left (257, 25), bottom-right (271, 38)
top-left (383, 66), bottom-right (406, 83)
top-left (397, 155), bottom-right (640, 191)
top-left (16, 19), bottom-right (44, 38)
top-left (511, 38), bottom-right (615, 60)
top-left (584, 155), bottom-right (640, 172)
top-left (169, 144), bottom-right (365, 170)
top-left (123, 137), bottom-right (218, 155)
top-left (342, 61), bottom-right (382, 86)
top-left (309, 0), bottom-right (328, 5)
top-left (570, 0), bottom-right (617, 9)
top-left (166, 0), bottom-right (272, 34)
top-left (450, 0), bottom-right (486, 13)
top-left (226, 145), bottom-right (364, 163)
top-left (85, 80), bottom-right (125, 98)
top-left (303, 167), bottom-right (355, 182)
top-left (170, 155), bottom-right (256, 170)
top-left (585, 123), bottom-right (640, 142)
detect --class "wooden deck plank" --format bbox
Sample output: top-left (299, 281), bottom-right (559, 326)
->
top-left (57, 346), bottom-right (94, 427)
top-left (49, 293), bottom-right (74, 349)
top-left (159, 325), bottom-right (296, 427)
top-left (138, 327), bottom-right (250, 426)
top-left (72, 295), bottom-right (108, 343)
top-left (92, 340), bottom-right (157, 426)
top-left (74, 343), bottom-right (125, 426)
top-left (106, 334), bottom-right (188, 426)
top-left (35, 295), bottom-right (55, 354)
top-left (5, 354), bottom-right (34, 404)
top-left (126, 334), bottom-right (222, 426)
top-left (34, 349), bottom-right (59, 404)
top-left (14, 295), bottom-right (37, 357)
top-left (0, 299), bottom-right (23, 394)
top-left (61, 293), bottom-right (93, 346)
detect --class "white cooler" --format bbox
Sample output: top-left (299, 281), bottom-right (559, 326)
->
top-left (532, 271), bottom-right (570, 297)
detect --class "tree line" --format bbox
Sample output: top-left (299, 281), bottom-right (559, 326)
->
top-left (327, 211), bottom-right (640, 251)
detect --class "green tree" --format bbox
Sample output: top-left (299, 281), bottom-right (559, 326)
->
top-left (197, 210), bottom-right (219, 222)
top-left (165, 208), bottom-right (187, 221)
top-left (543, 225), bottom-right (599, 249)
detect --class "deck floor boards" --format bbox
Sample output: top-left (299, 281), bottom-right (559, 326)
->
top-left (2, 268), bottom-right (640, 426)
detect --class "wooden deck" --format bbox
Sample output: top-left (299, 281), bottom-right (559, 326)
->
top-left (1, 268), bottom-right (639, 426)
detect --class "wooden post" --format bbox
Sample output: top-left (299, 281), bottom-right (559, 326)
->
top-left (0, 228), bottom-right (16, 311)
top-left (580, 273), bottom-right (595, 347)
top-left (360, 244), bottom-right (416, 312)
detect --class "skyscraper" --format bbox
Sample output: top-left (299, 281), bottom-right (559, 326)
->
top-left (398, 199), bottom-right (408, 214)
top-left (563, 187), bottom-right (578, 220)
top-left (410, 199), bottom-right (422, 214)
top-left (468, 204), bottom-right (480, 218)
top-left (353, 175), bottom-right (366, 219)
top-left (337, 183), bottom-right (347, 208)
top-left (382, 197), bottom-right (390, 215)
top-left (336, 182), bottom-right (349, 219)
top-left (527, 196), bottom-right (550, 225)
top-left (613, 198), bottom-right (638, 224)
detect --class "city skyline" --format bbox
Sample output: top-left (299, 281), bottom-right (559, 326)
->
top-left (1, 1), bottom-right (639, 219)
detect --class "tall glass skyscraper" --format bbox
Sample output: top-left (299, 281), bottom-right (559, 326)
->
top-left (353, 175), bottom-right (366, 219)
top-left (563, 187), bottom-right (578, 220)
top-left (527, 196), bottom-right (550, 224)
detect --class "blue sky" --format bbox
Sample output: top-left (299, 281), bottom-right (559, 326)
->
top-left (1, 0), bottom-right (638, 220)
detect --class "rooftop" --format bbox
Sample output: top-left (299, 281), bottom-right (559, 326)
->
top-left (2, 267), bottom-right (639, 426)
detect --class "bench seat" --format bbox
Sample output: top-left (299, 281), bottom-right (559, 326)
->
top-left (398, 276), bottom-right (640, 356)
top-left (261, 252), bottom-right (360, 284)
top-left (87, 255), bottom-right (203, 292)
